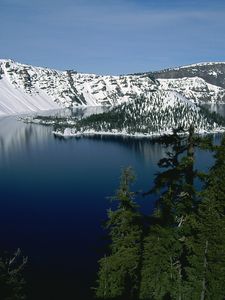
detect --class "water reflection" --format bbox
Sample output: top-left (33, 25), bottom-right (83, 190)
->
top-left (0, 107), bottom-right (109, 162)
top-left (1, 103), bottom-right (225, 167)
top-left (35, 106), bottom-right (109, 118)
top-left (0, 112), bottom-right (167, 167)
top-left (69, 135), bottom-right (169, 166)
top-left (0, 117), bottom-right (52, 162)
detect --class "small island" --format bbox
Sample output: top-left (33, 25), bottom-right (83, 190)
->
top-left (22, 91), bottom-right (225, 139)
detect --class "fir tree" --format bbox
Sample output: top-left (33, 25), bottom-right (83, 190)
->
top-left (140, 224), bottom-right (183, 300)
top-left (140, 126), bottom-right (201, 300)
top-left (143, 126), bottom-right (199, 227)
top-left (185, 136), bottom-right (225, 299)
top-left (95, 168), bottom-right (143, 300)
top-left (94, 127), bottom-right (223, 300)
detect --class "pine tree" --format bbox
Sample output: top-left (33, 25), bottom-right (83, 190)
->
top-left (185, 136), bottom-right (225, 299)
top-left (95, 167), bottom-right (143, 300)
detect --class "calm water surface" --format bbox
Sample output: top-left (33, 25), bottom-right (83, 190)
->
top-left (0, 105), bottom-right (223, 300)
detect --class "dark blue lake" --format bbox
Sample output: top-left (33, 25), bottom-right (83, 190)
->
top-left (0, 105), bottom-right (224, 300)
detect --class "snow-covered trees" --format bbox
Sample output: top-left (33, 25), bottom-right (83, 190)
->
top-left (48, 93), bottom-right (225, 137)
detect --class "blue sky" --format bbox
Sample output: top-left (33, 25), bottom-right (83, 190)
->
top-left (0, 0), bottom-right (225, 74)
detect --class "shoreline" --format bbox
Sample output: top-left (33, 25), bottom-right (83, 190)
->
top-left (52, 127), bottom-right (225, 139)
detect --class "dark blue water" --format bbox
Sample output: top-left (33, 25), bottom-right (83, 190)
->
top-left (0, 106), bottom-right (223, 300)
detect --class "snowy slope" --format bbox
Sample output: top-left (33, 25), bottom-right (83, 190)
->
top-left (0, 74), bottom-right (59, 116)
top-left (0, 59), bottom-right (158, 116)
top-left (149, 62), bottom-right (225, 90)
top-left (158, 77), bottom-right (225, 103)
top-left (1, 59), bottom-right (225, 117)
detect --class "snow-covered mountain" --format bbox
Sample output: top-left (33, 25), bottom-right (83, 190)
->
top-left (149, 62), bottom-right (225, 88)
top-left (137, 62), bottom-right (225, 104)
top-left (158, 77), bottom-right (225, 103)
top-left (0, 59), bottom-right (157, 116)
top-left (0, 59), bottom-right (225, 117)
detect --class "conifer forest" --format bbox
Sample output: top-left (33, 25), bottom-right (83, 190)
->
top-left (95, 127), bottom-right (225, 300)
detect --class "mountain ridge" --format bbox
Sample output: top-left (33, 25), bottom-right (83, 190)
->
top-left (146, 62), bottom-right (225, 89)
top-left (1, 59), bottom-right (225, 116)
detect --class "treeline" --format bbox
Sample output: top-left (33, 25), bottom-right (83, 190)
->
top-left (94, 126), bottom-right (225, 300)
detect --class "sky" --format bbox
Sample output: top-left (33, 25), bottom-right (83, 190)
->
top-left (0, 0), bottom-right (225, 74)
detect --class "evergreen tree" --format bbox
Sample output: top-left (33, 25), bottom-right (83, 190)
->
top-left (151, 126), bottom-right (197, 222)
top-left (140, 224), bottom-right (183, 300)
top-left (95, 126), bottom-right (225, 300)
top-left (140, 126), bottom-right (201, 300)
top-left (185, 136), bottom-right (225, 299)
top-left (95, 168), bottom-right (143, 300)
